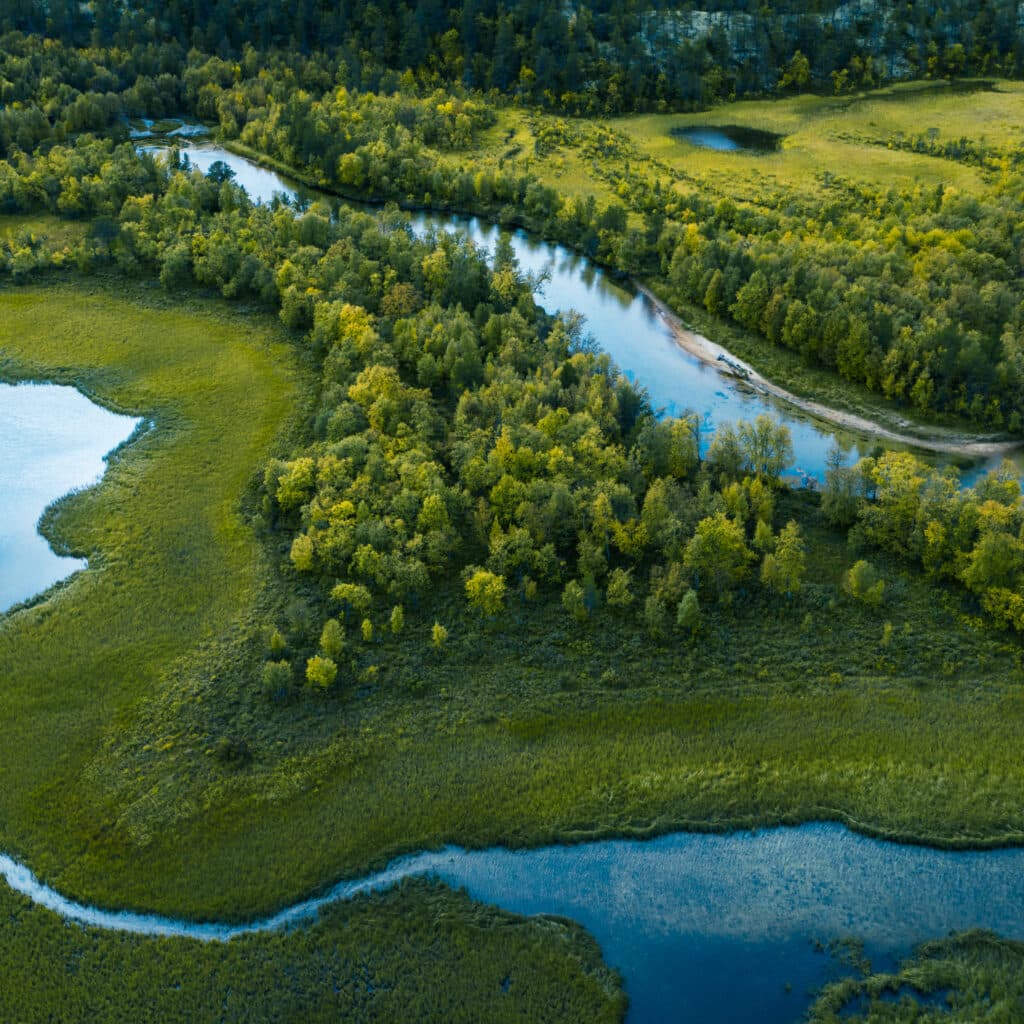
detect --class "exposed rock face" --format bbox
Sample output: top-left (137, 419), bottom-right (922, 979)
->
top-left (636, 1), bottom-right (1021, 87)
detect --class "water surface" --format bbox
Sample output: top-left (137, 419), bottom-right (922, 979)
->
top-left (5, 822), bottom-right (1024, 1022)
top-left (0, 383), bottom-right (140, 612)
top-left (672, 125), bottom-right (782, 152)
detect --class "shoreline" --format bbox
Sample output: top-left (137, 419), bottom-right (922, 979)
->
top-left (636, 283), bottom-right (1022, 461)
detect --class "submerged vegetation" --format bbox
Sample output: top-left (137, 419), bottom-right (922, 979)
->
top-left (3, 3), bottom-right (1024, 1021)
top-left (810, 930), bottom-right (1024, 1023)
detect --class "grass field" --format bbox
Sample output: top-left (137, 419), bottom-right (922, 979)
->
top-left (0, 878), bottom-right (624, 1022)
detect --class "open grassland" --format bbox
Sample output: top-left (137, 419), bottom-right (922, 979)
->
top-left (0, 878), bottom-right (624, 1023)
top-left (0, 279), bottom-right (304, 902)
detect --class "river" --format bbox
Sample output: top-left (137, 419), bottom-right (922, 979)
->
top-left (145, 137), bottom-right (1019, 487)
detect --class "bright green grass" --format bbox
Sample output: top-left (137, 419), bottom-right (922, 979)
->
top-left (0, 278), bottom-right (304, 900)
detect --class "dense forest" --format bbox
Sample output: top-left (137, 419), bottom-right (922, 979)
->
top-left (1, 0), bottom-right (1023, 110)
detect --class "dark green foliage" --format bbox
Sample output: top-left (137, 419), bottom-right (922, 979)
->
top-left (0, 880), bottom-right (625, 1023)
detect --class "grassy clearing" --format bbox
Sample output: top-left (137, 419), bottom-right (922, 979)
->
top-left (0, 277), bottom-right (303, 898)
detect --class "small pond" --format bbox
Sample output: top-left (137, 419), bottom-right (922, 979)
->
top-left (672, 125), bottom-right (783, 152)
top-left (0, 383), bottom-right (141, 613)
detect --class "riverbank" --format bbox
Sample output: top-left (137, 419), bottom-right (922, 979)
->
top-left (638, 284), bottom-right (1022, 461)
top-left (214, 136), bottom-right (1022, 470)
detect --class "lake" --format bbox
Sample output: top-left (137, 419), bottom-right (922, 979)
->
top-left (0, 383), bottom-right (140, 613)
top-left (672, 125), bottom-right (783, 152)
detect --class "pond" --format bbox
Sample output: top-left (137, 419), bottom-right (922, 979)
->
top-left (672, 125), bottom-right (783, 153)
top-left (5, 822), bottom-right (1024, 1022)
top-left (0, 383), bottom-right (141, 613)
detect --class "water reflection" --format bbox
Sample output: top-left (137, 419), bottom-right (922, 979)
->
top-left (0, 384), bottom-right (141, 612)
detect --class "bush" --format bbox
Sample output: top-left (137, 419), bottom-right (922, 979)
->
top-left (306, 654), bottom-right (338, 689)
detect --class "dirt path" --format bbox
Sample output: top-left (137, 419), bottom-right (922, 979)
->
top-left (638, 285), bottom-right (1022, 460)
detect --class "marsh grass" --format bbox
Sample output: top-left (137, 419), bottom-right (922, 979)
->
top-left (0, 878), bottom-right (624, 1023)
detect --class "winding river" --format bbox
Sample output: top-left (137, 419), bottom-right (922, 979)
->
top-left (0, 133), bottom-right (1016, 1022)
top-left (145, 136), bottom-right (1021, 486)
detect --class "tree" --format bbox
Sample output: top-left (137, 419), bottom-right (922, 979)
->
top-left (331, 582), bottom-right (372, 621)
top-left (643, 593), bottom-right (668, 637)
top-left (844, 560), bottom-right (885, 607)
top-left (738, 415), bottom-right (793, 483)
top-left (320, 618), bottom-right (345, 658)
top-left (431, 622), bottom-right (449, 648)
top-left (606, 567), bottom-right (634, 608)
top-left (676, 590), bottom-right (700, 634)
top-left (779, 51), bottom-right (811, 92)
top-left (562, 579), bottom-right (588, 622)
top-left (761, 520), bottom-right (805, 597)
top-left (821, 446), bottom-right (865, 527)
top-left (306, 655), bottom-right (337, 689)
top-left (683, 512), bottom-right (754, 599)
top-left (261, 660), bottom-right (292, 699)
top-left (465, 568), bottom-right (507, 616)
top-left (290, 534), bottom-right (315, 571)
top-left (390, 604), bottom-right (405, 634)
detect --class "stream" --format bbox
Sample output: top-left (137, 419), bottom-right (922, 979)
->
top-left (4, 823), bottom-right (1024, 1022)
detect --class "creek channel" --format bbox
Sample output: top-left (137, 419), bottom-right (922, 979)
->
top-left (0, 134), bottom-right (1015, 1023)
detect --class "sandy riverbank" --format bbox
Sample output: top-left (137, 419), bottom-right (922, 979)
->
top-left (637, 284), bottom-right (1021, 461)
